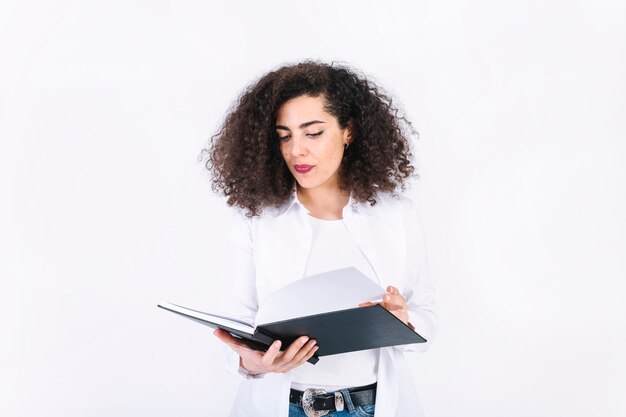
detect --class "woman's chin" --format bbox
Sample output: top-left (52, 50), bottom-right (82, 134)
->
top-left (295, 180), bottom-right (318, 190)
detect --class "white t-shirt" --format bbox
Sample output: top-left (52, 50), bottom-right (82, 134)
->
top-left (290, 215), bottom-right (379, 391)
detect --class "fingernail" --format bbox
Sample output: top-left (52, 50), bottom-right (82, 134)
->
top-left (301, 337), bottom-right (310, 345)
top-left (310, 340), bottom-right (317, 346)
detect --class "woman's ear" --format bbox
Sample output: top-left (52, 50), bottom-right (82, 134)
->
top-left (343, 119), bottom-right (354, 145)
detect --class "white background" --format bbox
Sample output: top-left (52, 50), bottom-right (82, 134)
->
top-left (1, 1), bottom-right (625, 416)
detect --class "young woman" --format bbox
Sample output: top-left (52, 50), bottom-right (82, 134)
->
top-left (205, 61), bottom-right (437, 417)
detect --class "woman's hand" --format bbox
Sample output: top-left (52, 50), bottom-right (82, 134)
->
top-left (359, 286), bottom-right (414, 329)
top-left (213, 329), bottom-right (318, 375)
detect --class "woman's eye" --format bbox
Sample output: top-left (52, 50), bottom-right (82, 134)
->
top-left (307, 131), bottom-right (323, 137)
top-left (278, 135), bottom-right (291, 141)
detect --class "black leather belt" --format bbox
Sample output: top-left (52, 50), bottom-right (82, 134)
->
top-left (289, 382), bottom-right (376, 413)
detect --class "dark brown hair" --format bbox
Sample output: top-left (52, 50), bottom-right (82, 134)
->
top-left (203, 61), bottom-right (416, 216)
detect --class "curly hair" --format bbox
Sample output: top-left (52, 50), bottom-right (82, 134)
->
top-left (203, 61), bottom-right (417, 217)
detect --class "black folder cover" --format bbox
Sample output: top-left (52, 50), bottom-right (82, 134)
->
top-left (258, 304), bottom-right (426, 357)
top-left (158, 302), bottom-right (426, 365)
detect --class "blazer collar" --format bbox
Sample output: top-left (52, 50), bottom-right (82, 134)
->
top-left (277, 188), bottom-right (364, 217)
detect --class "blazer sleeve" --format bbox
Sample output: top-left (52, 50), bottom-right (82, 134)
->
top-left (395, 198), bottom-right (438, 353)
top-left (216, 209), bottom-right (266, 380)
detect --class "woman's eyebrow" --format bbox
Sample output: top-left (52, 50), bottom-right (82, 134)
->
top-left (275, 120), bottom-right (326, 131)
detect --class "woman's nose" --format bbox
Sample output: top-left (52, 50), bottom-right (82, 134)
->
top-left (290, 135), bottom-right (307, 156)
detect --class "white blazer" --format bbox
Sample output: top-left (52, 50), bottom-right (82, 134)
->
top-left (218, 191), bottom-right (437, 417)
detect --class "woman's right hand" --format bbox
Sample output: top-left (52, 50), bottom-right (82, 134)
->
top-left (213, 329), bottom-right (318, 375)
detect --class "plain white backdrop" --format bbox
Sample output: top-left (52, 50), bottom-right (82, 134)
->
top-left (1, 1), bottom-right (625, 416)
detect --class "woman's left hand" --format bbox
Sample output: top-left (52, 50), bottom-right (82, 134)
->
top-left (359, 286), bottom-right (411, 327)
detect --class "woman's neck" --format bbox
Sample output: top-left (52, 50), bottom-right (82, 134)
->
top-left (297, 185), bottom-right (350, 220)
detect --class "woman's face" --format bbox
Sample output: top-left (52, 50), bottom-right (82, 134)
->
top-left (276, 95), bottom-right (351, 193)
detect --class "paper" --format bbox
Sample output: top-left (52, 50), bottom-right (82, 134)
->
top-left (255, 267), bottom-right (385, 326)
top-left (158, 302), bottom-right (255, 334)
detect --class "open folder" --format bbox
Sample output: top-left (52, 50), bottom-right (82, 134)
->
top-left (158, 267), bottom-right (426, 364)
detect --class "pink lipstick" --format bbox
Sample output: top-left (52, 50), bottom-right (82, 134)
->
top-left (294, 164), bottom-right (314, 174)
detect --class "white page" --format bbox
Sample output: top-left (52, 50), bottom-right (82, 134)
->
top-left (255, 267), bottom-right (385, 326)
top-left (158, 302), bottom-right (255, 334)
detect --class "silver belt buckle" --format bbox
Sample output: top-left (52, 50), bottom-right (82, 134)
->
top-left (302, 388), bottom-right (329, 417)
top-left (334, 391), bottom-right (345, 412)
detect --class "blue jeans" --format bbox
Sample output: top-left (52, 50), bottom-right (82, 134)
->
top-left (288, 404), bottom-right (376, 416)
top-left (288, 388), bottom-right (376, 417)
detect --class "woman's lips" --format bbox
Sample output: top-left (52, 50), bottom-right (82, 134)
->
top-left (294, 164), bottom-right (314, 174)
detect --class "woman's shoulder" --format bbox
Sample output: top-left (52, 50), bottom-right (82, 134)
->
top-left (362, 192), bottom-right (425, 236)
top-left (361, 192), bottom-right (419, 216)
top-left (224, 203), bottom-right (280, 233)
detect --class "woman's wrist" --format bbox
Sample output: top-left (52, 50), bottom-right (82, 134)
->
top-left (239, 356), bottom-right (262, 376)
